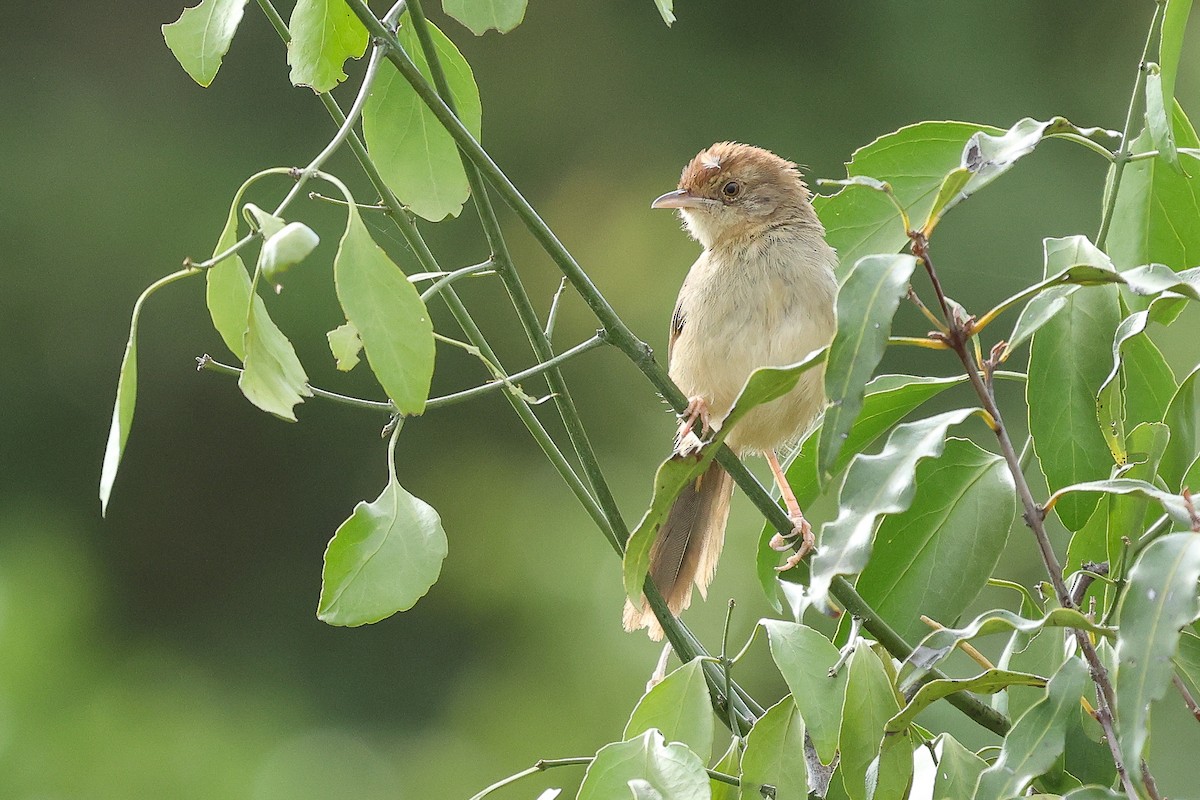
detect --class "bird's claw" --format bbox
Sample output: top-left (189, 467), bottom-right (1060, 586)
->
top-left (772, 513), bottom-right (815, 572)
top-left (675, 396), bottom-right (714, 455)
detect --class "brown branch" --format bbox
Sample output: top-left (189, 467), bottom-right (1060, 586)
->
top-left (908, 231), bottom-right (1146, 800)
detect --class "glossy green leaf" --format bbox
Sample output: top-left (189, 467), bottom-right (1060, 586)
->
top-left (1174, 630), bottom-right (1200, 700)
top-left (624, 657), bottom-right (714, 760)
top-left (818, 253), bottom-right (919, 477)
top-left (443, 0), bottom-right (527, 34)
top-left (1159, 0), bottom-right (1193, 147)
top-left (1028, 242), bottom-right (1121, 529)
top-left (162, 0), bottom-right (248, 86)
top-left (993, 595), bottom-right (1066, 722)
top-left (759, 374), bottom-right (964, 598)
top-left (577, 729), bottom-right (710, 800)
top-left (1161, 364), bottom-right (1200, 490)
top-left (931, 734), bottom-right (987, 800)
top-left (885, 669), bottom-right (1045, 734)
top-left (853, 437), bottom-right (1014, 644)
top-left (973, 657), bottom-right (1089, 800)
top-left (839, 644), bottom-right (906, 800)
top-left (1047, 477), bottom-right (1196, 529)
top-left (653, 0), bottom-right (676, 25)
top-left (922, 167), bottom-right (971, 230)
top-left (624, 350), bottom-right (827, 603)
top-left (334, 208), bottom-right (435, 414)
top-left (327, 321), bottom-right (363, 372)
top-left (1121, 332), bottom-right (1178, 436)
top-left (1114, 533), bottom-right (1200, 782)
top-left (364, 18), bottom-right (482, 221)
top-left (287, 0), bottom-right (368, 92)
top-left (738, 697), bottom-right (806, 800)
top-left (238, 287), bottom-right (312, 420)
top-left (205, 197), bottom-right (254, 359)
top-left (814, 121), bottom-right (1001, 271)
top-left (1146, 65), bottom-right (1185, 174)
top-left (866, 731), bottom-right (915, 800)
top-left (1107, 103), bottom-right (1200, 269)
top-left (1062, 788), bottom-right (1124, 800)
top-left (809, 407), bottom-right (978, 611)
top-left (761, 620), bottom-right (848, 764)
top-left (900, 608), bottom-right (1111, 691)
top-left (1006, 236), bottom-right (1120, 355)
top-left (710, 738), bottom-right (741, 800)
top-left (318, 431), bottom-right (448, 626)
top-left (1106, 424), bottom-right (1170, 564)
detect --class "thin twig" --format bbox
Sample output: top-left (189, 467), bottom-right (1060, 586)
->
top-left (197, 354), bottom-right (393, 412)
top-left (1174, 675), bottom-right (1200, 723)
top-left (920, 615), bottom-right (995, 670)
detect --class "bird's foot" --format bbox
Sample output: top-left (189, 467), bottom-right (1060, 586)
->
top-left (771, 512), bottom-right (815, 572)
top-left (675, 396), bottom-right (713, 456)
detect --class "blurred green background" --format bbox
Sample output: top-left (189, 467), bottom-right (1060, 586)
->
top-left (3, 1), bottom-right (1199, 797)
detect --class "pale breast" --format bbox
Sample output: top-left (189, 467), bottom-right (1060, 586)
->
top-left (668, 231), bottom-right (837, 455)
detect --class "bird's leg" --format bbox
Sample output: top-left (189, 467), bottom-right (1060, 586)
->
top-left (675, 396), bottom-right (712, 456)
top-left (765, 449), bottom-right (815, 571)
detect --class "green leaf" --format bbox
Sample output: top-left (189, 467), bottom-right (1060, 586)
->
top-left (866, 731), bottom-right (915, 800)
top-left (852, 437), bottom-right (1015, 645)
top-left (287, 0), bottom-right (368, 92)
top-left (334, 209), bottom-right (436, 414)
top-left (1159, 0), bottom-right (1193, 132)
top-left (838, 643), bottom-right (907, 800)
top-left (237, 286), bottom-right (313, 421)
top-left (318, 431), bottom-right (448, 626)
top-left (327, 321), bottom-right (363, 372)
top-left (1121, 331), bottom-right (1178, 436)
top-left (577, 729), bottom-right (711, 800)
top-left (931, 734), bottom-right (987, 800)
top-left (442, 0), bottom-right (527, 34)
top-left (1107, 103), bottom-right (1200, 269)
top-left (1006, 236), bottom-right (1121, 355)
top-left (624, 657), bottom-right (714, 760)
top-left (814, 121), bottom-right (1001, 271)
top-left (624, 351), bottom-right (827, 603)
top-left (808, 407), bottom-right (979, 611)
top-left (900, 608), bottom-right (1112, 691)
top-left (1062, 788), bottom-right (1124, 800)
top-left (818, 253), bottom-right (919, 477)
top-left (738, 697), bottom-right (806, 800)
top-left (973, 657), bottom-right (1089, 800)
top-left (1046, 477), bottom-right (1196, 530)
top-left (958, 118), bottom-right (1116, 203)
top-left (652, 0), bottom-right (675, 26)
top-left (922, 166), bottom-right (971, 231)
top-left (100, 321), bottom-right (138, 516)
top-left (710, 738), bottom-right (741, 800)
top-left (205, 196), bottom-right (254, 360)
top-left (758, 374), bottom-right (964, 599)
top-left (1161, 364), bottom-right (1200, 490)
top-left (1028, 243), bottom-right (1121, 529)
top-left (885, 669), bottom-right (1045, 734)
top-left (1146, 65), bottom-right (1186, 175)
top-left (761, 620), bottom-right (848, 764)
top-left (1114, 533), bottom-right (1200, 783)
top-left (364, 18), bottom-right (482, 221)
top-left (1174, 630), bottom-right (1200, 700)
top-left (162, 0), bottom-right (248, 86)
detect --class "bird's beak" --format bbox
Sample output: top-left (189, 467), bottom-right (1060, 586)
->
top-left (651, 189), bottom-right (713, 210)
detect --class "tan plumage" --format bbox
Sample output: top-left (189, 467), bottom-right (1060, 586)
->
top-left (624, 143), bottom-right (838, 639)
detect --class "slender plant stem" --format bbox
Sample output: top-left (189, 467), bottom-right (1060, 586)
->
top-left (1175, 675), bottom-right (1200, 723)
top-left (418, 260), bottom-right (495, 301)
top-left (1095, 1), bottom-right (1165, 250)
top-left (405, 0), bottom-right (629, 549)
top-left (197, 354), bottom-right (393, 412)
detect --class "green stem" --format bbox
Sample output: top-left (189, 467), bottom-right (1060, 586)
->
top-left (1096, 1), bottom-right (1166, 250)
top-left (418, 260), bottom-right (495, 301)
top-left (197, 354), bottom-right (393, 412)
top-left (404, 0), bottom-right (629, 552)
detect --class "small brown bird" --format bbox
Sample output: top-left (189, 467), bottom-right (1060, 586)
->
top-left (623, 142), bottom-right (838, 639)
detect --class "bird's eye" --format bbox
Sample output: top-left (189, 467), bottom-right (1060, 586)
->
top-left (722, 181), bottom-right (741, 198)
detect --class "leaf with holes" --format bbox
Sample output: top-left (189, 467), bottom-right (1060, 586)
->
top-left (287, 0), bottom-right (368, 92)
top-left (624, 657), bottom-right (713, 760)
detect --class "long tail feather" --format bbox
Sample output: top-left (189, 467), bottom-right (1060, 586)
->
top-left (623, 463), bottom-right (734, 640)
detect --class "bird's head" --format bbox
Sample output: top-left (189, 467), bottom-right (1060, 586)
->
top-left (652, 142), bottom-right (815, 249)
